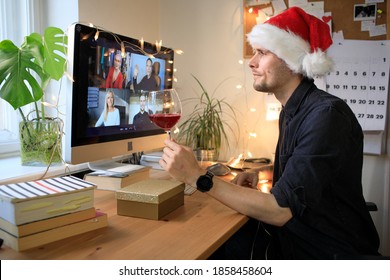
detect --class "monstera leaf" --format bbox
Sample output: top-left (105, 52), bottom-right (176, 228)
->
top-left (0, 27), bottom-right (67, 110)
top-left (42, 27), bottom-right (68, 81)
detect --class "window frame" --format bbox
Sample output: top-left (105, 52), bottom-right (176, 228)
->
top-left (0, 0), bottom-right (41, 156)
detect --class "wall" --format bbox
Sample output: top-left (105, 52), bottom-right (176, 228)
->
top-left (78, 0), bottom-right (389, 255)
top-left (78, 0), bottom-right (160, 44)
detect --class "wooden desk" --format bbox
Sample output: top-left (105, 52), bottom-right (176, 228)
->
top-left (0, 171), bottom-right (248, 260)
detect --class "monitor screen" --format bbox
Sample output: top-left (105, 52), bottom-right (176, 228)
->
top-left (64, 23), bottom-right (174, 164)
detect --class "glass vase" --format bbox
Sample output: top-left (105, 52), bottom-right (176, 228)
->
top-left (19, 119), bottom-right (63, 166)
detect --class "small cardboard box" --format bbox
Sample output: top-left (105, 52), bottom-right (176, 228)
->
top-left (116, 179), bottom-right (185, 220)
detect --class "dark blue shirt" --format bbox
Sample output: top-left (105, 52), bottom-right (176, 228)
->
top-left (270, 78), bottom-right (380, 259)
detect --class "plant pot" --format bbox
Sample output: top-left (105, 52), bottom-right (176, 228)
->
top-left (194, 148), bottom-right (218, 162)
top-left (19, 119), bottom-right (63, 166)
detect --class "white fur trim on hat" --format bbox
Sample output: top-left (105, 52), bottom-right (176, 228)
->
top-left (247, 23), bottom-right (333, 78)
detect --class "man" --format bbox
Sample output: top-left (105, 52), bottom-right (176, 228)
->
top-left (132, 93), bottom-right (155, 130)
top-left (159, 7), bottom-right (380, 259)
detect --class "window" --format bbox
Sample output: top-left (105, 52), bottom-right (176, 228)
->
top-left (0, 0), bottom-right (40, 157)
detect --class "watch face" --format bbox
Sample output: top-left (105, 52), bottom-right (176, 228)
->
top-left (197, 172), bottom-right (213, 192)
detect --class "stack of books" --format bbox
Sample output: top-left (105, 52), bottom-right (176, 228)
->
top-left (84, 163), bottom-right (150, 191)
top-left (0, 175), bottom-right (108, 251)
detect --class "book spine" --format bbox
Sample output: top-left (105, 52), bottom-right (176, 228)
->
top-left (1, 189), bottom-right (95, 225)
top-left (0, 207), bottom-right (96, 237)
top-left (0, 212), bottom-right (108, 251)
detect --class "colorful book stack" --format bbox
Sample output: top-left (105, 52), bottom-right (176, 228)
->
top-left (0, 175), bottom-right (108, 251)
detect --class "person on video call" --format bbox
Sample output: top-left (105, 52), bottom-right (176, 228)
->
top-left (132, 58), bottom-right (159, 92)
top-left (95, 90), bottom-right (120, 127)
top-left (153, 61), bottom-right (161, 89)
top-left (132, 93), bottom-right (155, 129)
top-left (105, 53), bottom-right (124, 89)
top-left (159, 7), bottom-right (380, 259)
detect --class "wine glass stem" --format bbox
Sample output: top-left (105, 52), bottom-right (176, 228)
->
top-left (166, 130), bottom-right (171, 140)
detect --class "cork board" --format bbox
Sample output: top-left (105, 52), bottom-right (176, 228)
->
top-left (243, 0), bottom-right (388, 58)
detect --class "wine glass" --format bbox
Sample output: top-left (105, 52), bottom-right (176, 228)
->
top-left (147, 89), bottom-right (182, 139)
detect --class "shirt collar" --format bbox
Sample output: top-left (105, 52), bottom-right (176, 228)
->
top-left (283, 78), bottom-right (316, 120)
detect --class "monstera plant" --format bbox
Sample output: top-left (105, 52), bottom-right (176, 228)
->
top-left (0, 27), bottom-right (68, 166)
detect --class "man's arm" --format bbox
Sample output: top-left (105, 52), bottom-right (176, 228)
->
top-left (160, 139), bottom-right (292, 226)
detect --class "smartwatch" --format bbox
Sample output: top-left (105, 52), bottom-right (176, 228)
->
top-left (196, 171), bottom-right (214, 192)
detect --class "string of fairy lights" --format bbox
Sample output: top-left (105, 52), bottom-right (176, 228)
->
top-left (85, 22), bottom-right (184, 59)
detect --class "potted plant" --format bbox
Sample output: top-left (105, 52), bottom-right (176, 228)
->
top-left (177, 75), bottom-right (239, 161)
top-left (0, 27), bottom-right (68, 166)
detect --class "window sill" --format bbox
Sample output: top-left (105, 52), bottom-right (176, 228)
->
top-left (0, 156), bottom-right (89, 185)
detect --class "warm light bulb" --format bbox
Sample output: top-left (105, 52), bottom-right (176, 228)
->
top-left (65, 71), bottom-right (74, 82)
top-left (140, 37), bottom-right (144, 50)
top-left (248, 7), bottom-right (253, 13)
top-left (41, 101), bottom-right (55, 108)
top-left (156, 40), bottom-right (162, 52)
top-left (94, 30), bottom-right (100, 41)
top-left (121, 42), bottom-right (125, 58)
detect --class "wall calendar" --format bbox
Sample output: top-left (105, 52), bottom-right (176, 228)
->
top-left (325, 40), bottom-right (390, 132)
top-left (316, 40), bottom-right (390, 154)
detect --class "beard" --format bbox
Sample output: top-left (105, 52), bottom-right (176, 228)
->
top-left (252, 76), bottom-right (275, 93)
top-left (253, 80), bottom-right (269, 93)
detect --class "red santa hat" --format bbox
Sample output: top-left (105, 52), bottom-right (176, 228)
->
top-left (247, 7), bottom-right (333, 78)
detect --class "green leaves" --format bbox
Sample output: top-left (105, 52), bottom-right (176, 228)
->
top-left (178, 75), bottom-right (238, 152)
top-left (0, 27), bottom-right (67, 110)
top-left (42, 27), bottom-right (68, 81)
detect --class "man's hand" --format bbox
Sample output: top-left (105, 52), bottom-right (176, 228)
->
top-left (159, 139), bottom-right (204, 187)
top-left (231, 164), bottom-right (273, 189)
top-left (231, 171), bottom-right (259, 188)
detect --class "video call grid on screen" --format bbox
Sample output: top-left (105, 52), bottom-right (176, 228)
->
top-left (70, 24), bottom-right (174, 144)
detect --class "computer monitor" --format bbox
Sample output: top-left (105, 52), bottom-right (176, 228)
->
top-left (64, 23), bottom-right (174, 164)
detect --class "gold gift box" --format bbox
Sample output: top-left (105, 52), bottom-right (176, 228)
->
top-left (116, 179), bottom-right (185, 220)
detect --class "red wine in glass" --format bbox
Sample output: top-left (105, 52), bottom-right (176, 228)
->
top-left (147, 89), bottom-right (182, 139)
top-left (149, 113), bottom-right (181, 131)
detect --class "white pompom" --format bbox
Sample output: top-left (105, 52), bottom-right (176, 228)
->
top-left (302, 51), bottom-right (333, 78)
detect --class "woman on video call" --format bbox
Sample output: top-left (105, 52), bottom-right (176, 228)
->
top-left (105, 53), bottom-right (124, 89)
top-left (95, 90), bottom-right (120, 127)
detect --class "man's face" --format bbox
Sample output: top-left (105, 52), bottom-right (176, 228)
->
top-left (248, 47), bottom-right (292, 93)
top-left (139, 95), bottom-right (146, 112)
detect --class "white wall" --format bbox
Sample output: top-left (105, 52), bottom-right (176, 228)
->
top-left (78, 0), bottom-right (160, 43)
top-left (74, 0), bottom-right (389, 255)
